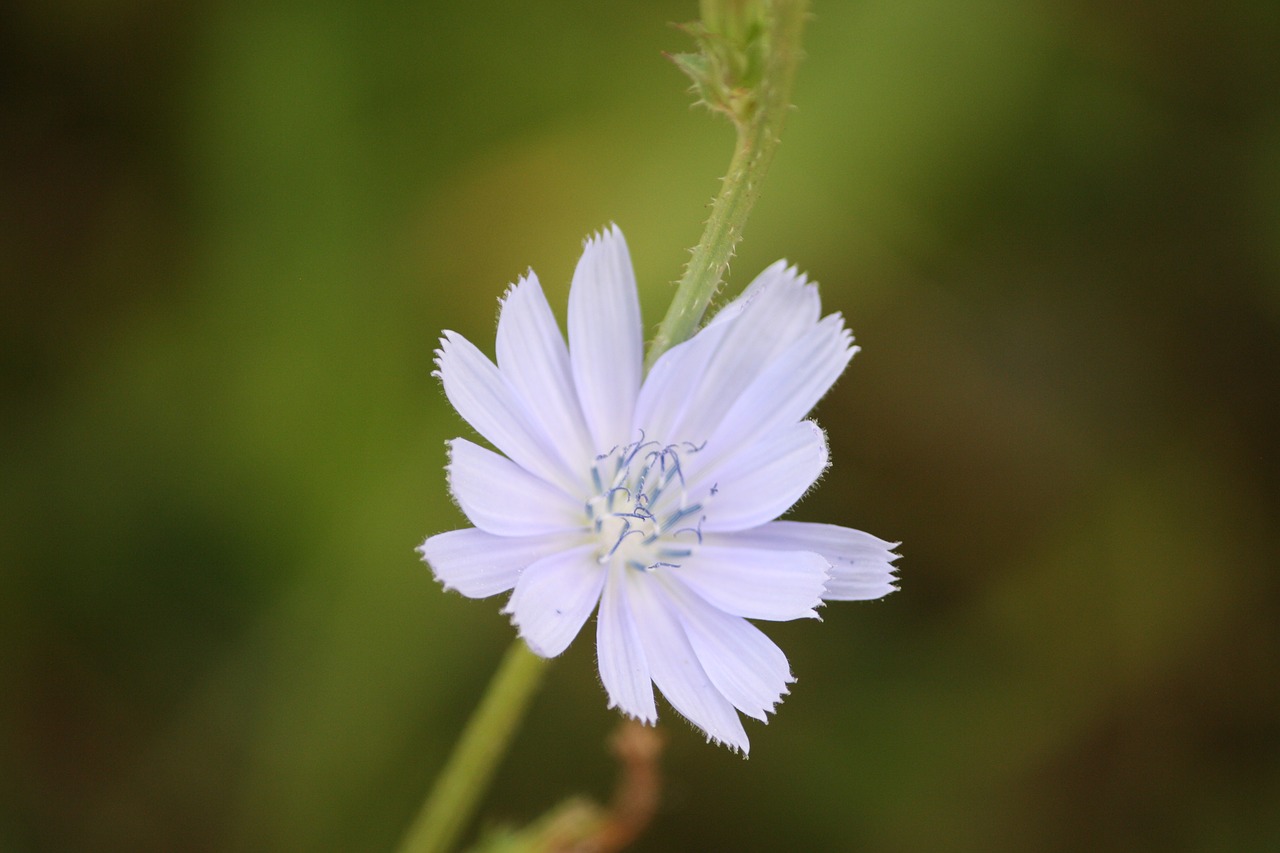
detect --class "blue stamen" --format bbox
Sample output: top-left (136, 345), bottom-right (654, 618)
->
top-left (607, 525), bottom-right (650, 558)
top-left (605, 519), bottom-right (632, 557)
top-left (672, 514), bottom-right (705, 544)
top-left (662, 504), bottom-right (702, 531)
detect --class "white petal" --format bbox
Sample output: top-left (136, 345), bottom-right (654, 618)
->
top-left (495, 272), bottom-right (595, 479)
top-left (435, 331), bottom-right (576, 494)
top-left (447, 438), bottom-right (584, 536)
top-left (630, 263), bottom-right (811, 442)
top-left (670, 265), bottom-right (821, 442)
top-left (712, 521), bottom-right (901, 601)
top-left (669, 544), bottom-right (828, 621)
top-left (823, 569), bottom-right (899, 601)
top-left (629, 575), bottom-right (749, 752)
top-left (665, 580), bottom-right (794, 722)
top-left (693, 421), bottom-right (830, 532)
top-left (706, 314), bottom-right (856, 462)
top-left (632, 319), bottom-right (731, 444)
top-left (504, 544), bottom-right (605, 658)
top-left (418, 528), bottom-right (584, 599)
top-left (596, 564), bottom-right (657, 723)
top-left (703, 260), bottom-right (798, 328)
top-left (711, 256), bottom-right (819, 325)
top-left (568, 226), bottom-right (643, 453)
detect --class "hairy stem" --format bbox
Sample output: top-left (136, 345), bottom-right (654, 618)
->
top-left (647, 0), bottom-right (809, 368)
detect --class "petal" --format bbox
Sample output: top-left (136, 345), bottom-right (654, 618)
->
top-left (447, 438), bottom-right (585, 536)
top-left (632, 319), bottom-right (731, 444)
top-left (596, 563), bottom-right (657, 723)
top-left (668, 544), bottom-right (828, 621)
top-left (568, 226), bottom-right (643, 453)
top-left (495, 272), bottom-right (595, 478)
top-left (418, 528), bottom-right (585, 599)
top-left (704, 260), bottom-right (800, 328)
top-left (670, 264), bottom-right (822, 442)
top-left (692, 421), bottom-right (830, 532)
top-left (664, 580), bottom-right (794, 722)
top-left (712, 521), bottom-right (901, 601)
top-left (629, 575), bottom-right (749, 752)
top-left (435, 331), bottom-right (576, 494)
top-left (504, 544), bottom-right (605, 658)
top-left (706, 314), bottom-right (856, 462)
top-left (632, 263), bottom-right (808, 436)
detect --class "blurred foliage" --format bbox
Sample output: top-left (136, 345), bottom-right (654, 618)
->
top-left (3, 0), bottom-right (1279, 851)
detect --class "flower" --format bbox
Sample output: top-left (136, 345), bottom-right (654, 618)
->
top-left (419, 226), bottom-right (899, 753)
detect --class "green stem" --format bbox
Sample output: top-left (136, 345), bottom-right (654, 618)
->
top-left (646, 0), bottom-right (809, 368)
top-left (397, 641), bottom-right (550, 853)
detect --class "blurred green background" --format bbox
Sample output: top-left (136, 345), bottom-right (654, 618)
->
top-left (4, 0), bottom-right (1279, 850)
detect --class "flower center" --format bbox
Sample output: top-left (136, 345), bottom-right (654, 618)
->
top-left (586, 435), bottom-right (706, 572)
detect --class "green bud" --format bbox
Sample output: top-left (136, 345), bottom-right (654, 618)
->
top-left (670, 1), bottom-right (771, 126)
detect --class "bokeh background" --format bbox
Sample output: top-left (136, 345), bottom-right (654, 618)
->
top-left (4, 0), bottom-right (1279, 850)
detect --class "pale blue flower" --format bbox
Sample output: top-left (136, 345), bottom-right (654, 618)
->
top-left (419, 226), bottom-right (898, 753)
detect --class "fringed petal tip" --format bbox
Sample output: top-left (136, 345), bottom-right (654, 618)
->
top-left (754, 679), bottom-right (795, 722)
top-left (691, 714), bottom-right (751, 754)
top-left (504, 615), bottom-right (559, 660)
top-left (706, 731), bottom-right (750, 758)
top-left (832, 323), bottom-right (859, 359)
top-left (609, 703), bottom-right (660, 728)
top-left (759, 258), bottom-right (814, 292)
top-left (881, 542), bottom-right (905, 593)
top-left (415, 536), bottom-right (465, 597)
top-left (836, 552), bottom-right (902, 601)
top-left (511, 631), bottom-right (555, 660)
top-left (496, 270), bottom-right (536, 313)
top-left (582, 222), bottom-right (624, 248)
top-left (430, 336), bottom-right (449, 379)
